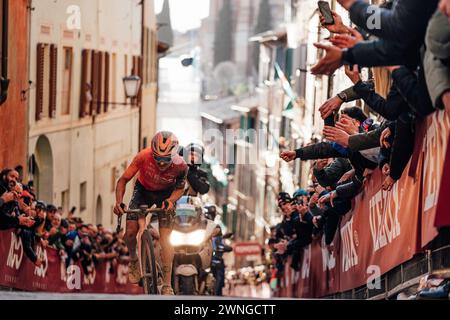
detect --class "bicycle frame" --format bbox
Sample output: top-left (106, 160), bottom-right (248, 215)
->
top-left (117, 205), bottom-right (166, 292)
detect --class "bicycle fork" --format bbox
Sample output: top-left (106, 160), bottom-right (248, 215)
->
top-left (136, 216), bottom-right (147, 277)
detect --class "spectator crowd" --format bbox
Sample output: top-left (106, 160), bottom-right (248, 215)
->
top-left (268, 0), bottom-right (450, 297)
top-left (0, 168), bottom-right (129, 275)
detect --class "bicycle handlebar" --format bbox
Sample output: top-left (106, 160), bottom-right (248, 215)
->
top-left (121, 208), bottom-right (166, 214)
top-left (116, 205), bottom-right (166, 234)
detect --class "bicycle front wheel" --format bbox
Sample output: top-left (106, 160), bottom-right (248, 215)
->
top-left (140, 229), bottom-right (158, 294)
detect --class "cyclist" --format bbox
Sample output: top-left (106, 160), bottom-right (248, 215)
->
top-left (113, 131), bottom-right (188, 295)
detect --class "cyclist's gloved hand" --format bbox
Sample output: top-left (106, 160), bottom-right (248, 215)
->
top-left (113, 203), bottom-right (126, 216)
top-left (162, 200), bottom-right (175, 212)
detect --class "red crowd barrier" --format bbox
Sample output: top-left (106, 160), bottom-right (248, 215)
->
top-left (276, 110), bottom-right (450, 298)
top-left (0, 230), bottom-right (143, 294)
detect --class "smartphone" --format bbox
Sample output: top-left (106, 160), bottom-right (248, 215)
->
top-left (318, 1), bottom-right (334, 25)
top-left (324, 113), bottom-right (335, 127)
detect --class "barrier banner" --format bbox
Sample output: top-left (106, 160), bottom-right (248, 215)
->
top-left (285, 163), bottom-right (421, 298)
top-left (295, 236), bottom-right (340, 298)
top-left (0, 230), bottom-right (143, 294)
top-left (277, 109), bottom-right (450, 298)
top-left (421, 110), bottom-right (450, 247)
top-left (436, 135), bottom-right (450, 228)
top-left (338, 165), bottom-right (421, 293)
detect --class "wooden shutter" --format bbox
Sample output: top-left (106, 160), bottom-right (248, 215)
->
top-left (96, 52), bottom-right (103, 115)
top-left (36, 43), bottom-right (45, 121)
top-left (131, 56), bottom-right (141, 107)
top-left (104, 52), bottom-right (110, 112)
top-left (79, 49), bottom-right (89, 118)
top-left (90, 51), bottom-right (98, 115)
top-left (49, 44), bottom-right (58, 118)
top-left (137, 56), bottom-right (143, 106)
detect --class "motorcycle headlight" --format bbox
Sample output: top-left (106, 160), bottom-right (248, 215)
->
top-left (170, 230), bottom-right (185, 246)
top-left (187, 230), bottom-right (206, 246)
top-left (170, 230), bottom-right (206, 246)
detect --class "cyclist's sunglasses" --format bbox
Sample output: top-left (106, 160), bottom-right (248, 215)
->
top-left (153, 155), bottom-right (173, 164)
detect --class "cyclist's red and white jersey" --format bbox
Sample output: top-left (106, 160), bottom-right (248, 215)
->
top-left (128, 148), bottom-right (188, 191)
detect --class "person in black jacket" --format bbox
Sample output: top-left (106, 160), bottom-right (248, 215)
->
top-left (323, 60), bottom-right (435, 190)
top-left (280, 107), bottom-right (378, 179)
top-left (313, 158), bottom-right (353, 189)
top-left (275, 193), bottom-right (312, 271)
top-left (179, 143), bottom-right (210, 196)
top-left (0, 169), bottom-right (35, 230)
top-left (311, 0), bottom-right (439, 75)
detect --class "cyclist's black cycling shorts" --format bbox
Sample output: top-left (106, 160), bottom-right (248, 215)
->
top-left (127, 180), bottom-right (175, 228)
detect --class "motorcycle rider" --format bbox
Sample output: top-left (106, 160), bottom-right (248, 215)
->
top-left (178, 143), bottom-right (210, 196)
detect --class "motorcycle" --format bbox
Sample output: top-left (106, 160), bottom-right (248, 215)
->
top-left (170, 196), bottom-right (218, 295)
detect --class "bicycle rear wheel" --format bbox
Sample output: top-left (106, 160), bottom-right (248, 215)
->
top-left (140, 229), bottom-right (158, 294)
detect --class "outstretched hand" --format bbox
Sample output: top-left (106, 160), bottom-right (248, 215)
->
top-left (319, 96), bottom-right (343, 120)
top-left (330, 28), bottom-right (363, 49)
top-left (280, 150), bottom-right (297, 162)
top-left (323, 126), bottom-right (350, 147)
top-left (311, 43), bottom-right (343, 76)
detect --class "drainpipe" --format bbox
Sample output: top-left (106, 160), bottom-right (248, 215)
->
top-left (0, 0), bottom-right (10, 105)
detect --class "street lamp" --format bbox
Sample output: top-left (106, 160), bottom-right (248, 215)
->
top-left (86, 74), bottom-right (141, 108)
top-left (123, 75), bottom-right (141, 99)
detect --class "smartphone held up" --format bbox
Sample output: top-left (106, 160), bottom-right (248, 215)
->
top-left (318, 1), bottom-right (335, 25)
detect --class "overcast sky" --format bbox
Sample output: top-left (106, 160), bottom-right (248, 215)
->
top-left (154, 0), bottom-right (210, 33)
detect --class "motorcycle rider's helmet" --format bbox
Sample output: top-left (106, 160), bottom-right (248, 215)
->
top-left (151, 131), bottom-right (179, 170)
top-left (180, 142), bottom-right (205, 166)
top-left (175, 196), bottom-right (203, 226)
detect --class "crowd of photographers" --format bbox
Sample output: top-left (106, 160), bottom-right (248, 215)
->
top-left (0, 168), bottom-right (129, 273)
top-left (268, 0), bottom-right (450, 290)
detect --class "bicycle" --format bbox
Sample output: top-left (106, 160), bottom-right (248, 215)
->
top-left (116, 205), bottom-right (166, 294)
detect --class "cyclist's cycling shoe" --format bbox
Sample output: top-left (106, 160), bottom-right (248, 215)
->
top-left (161, 285), bottom-right (175, 295)
top-left (128, 258), bottom-right (141, 284)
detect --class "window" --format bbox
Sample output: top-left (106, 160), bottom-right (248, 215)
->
top-left (79, 49), bottom-right (91, 118)
top-left (80, 182), bottom-right (87, 212)
top-left (61, 47), bottom-right (73, 115)
top-left (36, 43), bottom-right (57, 120)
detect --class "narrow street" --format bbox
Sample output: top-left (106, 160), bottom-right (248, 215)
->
top-left (157, 56), bottom-right (203, 146)
top-left (0, 0), bottom-right (449, 304)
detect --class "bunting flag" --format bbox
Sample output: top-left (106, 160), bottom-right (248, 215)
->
top-left (274, 62), bottom-right (297, 110)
